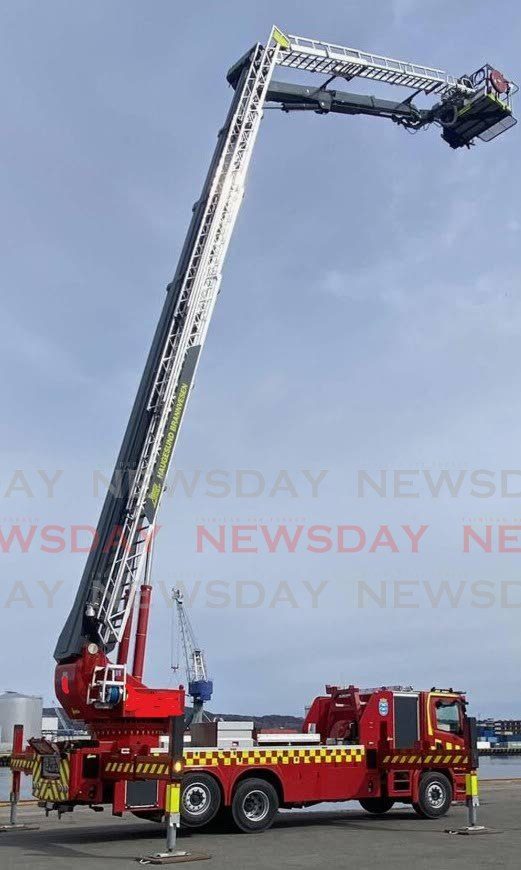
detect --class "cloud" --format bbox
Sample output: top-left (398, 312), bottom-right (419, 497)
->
top-left (321, 260), bottom-right (521, 350)
top-left (391, 0), bottom-right (423, 21)
top-left (318, 187), bottom-right (521, 350)
top-left (0, 311), bottom-right (90, 387)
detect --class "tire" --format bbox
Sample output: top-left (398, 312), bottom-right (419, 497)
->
top-left (413, 772), bottom-right (452, 819)
top-left (181, 772), bottom-right (221, 829)
top-left (231, 778), bottom-right (279, 833)
top-left (359, 797), bottom-right (395, 814)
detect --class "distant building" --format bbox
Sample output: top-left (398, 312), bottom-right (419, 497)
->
top-left (494, 720), bottom-right (521, 735)
top-left (477, 719), bottom-right (521, 747)
top-left (0, 691), bottom-right (42, 750)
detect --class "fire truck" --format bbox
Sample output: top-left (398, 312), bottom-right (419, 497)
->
top-left (10, 26), bottom-right (515, 833)
top-left (13, 684), bottom-right (478, 832)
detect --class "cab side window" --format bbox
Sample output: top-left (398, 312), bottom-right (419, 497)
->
top-left (435, 700), bottom-right (462, 734)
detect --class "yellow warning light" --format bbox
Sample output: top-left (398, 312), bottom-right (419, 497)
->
top-left (173, 761), bottom-right (183, 773)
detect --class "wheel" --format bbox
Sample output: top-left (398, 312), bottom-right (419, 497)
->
top-left (231, 778), bottom-right (279, 833)
top-left (181, 772), bottom-right (221, 828)
top-left (359, 797), bottom-right (395, 814)
top-left (413, 772), bottom-right (452, 819)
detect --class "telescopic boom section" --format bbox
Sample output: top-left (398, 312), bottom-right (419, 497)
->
top-left (55, 26), bottom-right (517, 670)
top-left (54, 32), bottom-right (283, 664)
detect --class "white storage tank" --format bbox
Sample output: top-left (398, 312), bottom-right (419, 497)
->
top-left (0, 691), bottom-right (42, 749)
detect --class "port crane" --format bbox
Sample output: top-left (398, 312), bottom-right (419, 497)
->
top-left (172, 589), bottom-right (213, 724)
top-left (11, 25), bottom-right (515, 824)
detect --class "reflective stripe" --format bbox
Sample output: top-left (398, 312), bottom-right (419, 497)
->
top-left (165, 783), bottom-right (180, 814)
top-left (466, 772), bottom-right (479, 798)
top-left (382, 752), bottom-right (468, 767)
top-left (184, 746), bottom-right (365, 768)
top-left (32, 757), bottom-right (70, 803)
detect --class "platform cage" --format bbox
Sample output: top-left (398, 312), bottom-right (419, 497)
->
top-left (442, 63), bottom-right (517, 148)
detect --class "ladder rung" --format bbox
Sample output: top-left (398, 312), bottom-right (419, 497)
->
top-left (281, 34), bottom-right (474, 97)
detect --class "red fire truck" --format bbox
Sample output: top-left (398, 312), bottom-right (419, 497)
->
top-left (12, 684), bottom-right (477, 832)
top-left (9, 26), bottom-right (514, 834)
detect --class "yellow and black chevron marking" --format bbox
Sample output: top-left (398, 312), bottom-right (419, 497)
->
top-left (104, 760), bottom-right (170, 776)
top-left (10, 757), bottom-right (36, 774)
top-left (185, 746), bottom-right (365, 768)
top-left (382, 753), bottom-right (469, 766)
top-left (135, 761), bottom-right (170, 775)
top-left (32, 757), bottom-right (70, 803)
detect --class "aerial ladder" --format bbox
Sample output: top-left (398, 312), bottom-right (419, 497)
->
top-left (48, 26), bottom-right (516, 747)
top-left (172, 590), bottom-right (213, 724)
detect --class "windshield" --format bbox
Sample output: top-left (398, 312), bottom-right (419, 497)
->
top-left (435, 700), bottom-right (461, 734)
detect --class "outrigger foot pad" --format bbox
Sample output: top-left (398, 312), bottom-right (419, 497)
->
top-left (138, 852), bottom-right (211, 865)
top-left (445, 825), bottom-right (499, 835)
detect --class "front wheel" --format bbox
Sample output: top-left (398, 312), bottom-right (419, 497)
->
top-left (231, 779), bottom-right (279, 833)
top-left (413, 772), bottom-right (452, 819)
top-left (359, 797), bottom-right (395, 814)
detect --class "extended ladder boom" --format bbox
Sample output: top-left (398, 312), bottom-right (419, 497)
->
top-left (54, 27), bottom-right (516, 667)
top-left (278, 32), bottom-right (475, 96)
top-left (55, 32), bottom-right (283, 662)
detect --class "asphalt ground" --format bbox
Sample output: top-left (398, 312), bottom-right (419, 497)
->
top-left (0, 781), bottom-right (519, 869)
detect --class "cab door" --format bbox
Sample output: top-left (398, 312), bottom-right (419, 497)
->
top-left (428, 694), bottom-right (466, 751)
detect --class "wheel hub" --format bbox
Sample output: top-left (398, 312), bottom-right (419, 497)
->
top-left (242, 789), bottom-right (270, 823)
top-left (183, 784), bottom-right (209, 816)
top-left (426, 782), bottom-right (445, 809)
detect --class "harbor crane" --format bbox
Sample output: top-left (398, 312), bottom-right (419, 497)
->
top-left (172, 589), bottom-right (213, 724)
top-left (10, 26), bottom-right (516, 829)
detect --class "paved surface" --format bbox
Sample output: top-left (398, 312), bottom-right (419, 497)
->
top-left (0, 782), bottom-right (519, 869)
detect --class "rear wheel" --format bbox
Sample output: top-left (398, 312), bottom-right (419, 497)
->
top-left (231, 778), bottom-right (279, 833)
top-left (359, 797), bottom-right (395, 814)
top-left (413, 772), bottom-right (452, 819)
top-left (181, 772), bottom-right (221, 828)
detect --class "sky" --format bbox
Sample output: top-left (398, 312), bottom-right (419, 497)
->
top-left (1, 0), bottom-right (520, 721)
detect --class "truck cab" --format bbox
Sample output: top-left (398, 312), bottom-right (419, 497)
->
top-left (302, 684), bottom-right (475, 818)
